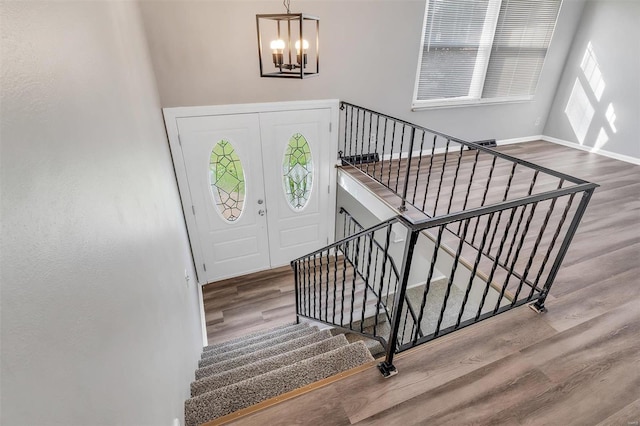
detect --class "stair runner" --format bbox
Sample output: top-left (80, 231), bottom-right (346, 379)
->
top-left (185, 322), bottom-right (374, 425)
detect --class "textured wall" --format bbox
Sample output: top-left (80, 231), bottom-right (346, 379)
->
top-left (544, 0), bottom-right (640, 160)
top-left (139, 0), bottom-right (584, 142)
top-left (1, 1), bottom-right (201, 424)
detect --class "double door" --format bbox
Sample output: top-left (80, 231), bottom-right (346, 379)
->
top-left (175, 108), bottom-right (333, 283)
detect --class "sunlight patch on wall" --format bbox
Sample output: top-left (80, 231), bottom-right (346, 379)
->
top-left (581, 42), bottom-right (605, 101)
top-left (605, 103), bottom-right (617, 133)
top-left (565, 78), bottom-right (594, 144)
top-left (591, 127), bottom-right (609, 153)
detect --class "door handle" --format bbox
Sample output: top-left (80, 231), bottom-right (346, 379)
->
top-left (258, 209), bottom-right (266, 216)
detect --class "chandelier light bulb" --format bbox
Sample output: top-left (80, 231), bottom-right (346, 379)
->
top-left (270, 39), bottom-right (285, 52)
top-left (295, 39), bottom-right (310, 52)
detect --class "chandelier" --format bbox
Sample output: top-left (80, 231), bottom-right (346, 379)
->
top-left (256, 0), bottom-right (319, 79)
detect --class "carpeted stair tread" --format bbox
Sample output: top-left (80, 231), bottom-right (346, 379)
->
top-left (198, 326), bottom-right (318, 368)
top-left (201, 324), bottom-right (313, 360)
top-left (195, 329), bottom-right (333, 380)
top-left (190, 334), bottom-right (350, 397)
top-left (343, 332), bottom-right (386, 358)
top-left (405, 280), bottom-right (474, 337)
top-left (202, 322), bottom-right (307, 354)
top-left (185, 341), bottom-right (374, 425)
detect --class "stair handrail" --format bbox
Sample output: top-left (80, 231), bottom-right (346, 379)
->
top-left (295, 102), bottom-right (598, 378)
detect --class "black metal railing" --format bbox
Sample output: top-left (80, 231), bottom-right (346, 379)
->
top-left (292, 102), bottom-right (598, 377)
top-left (293, 215), bottom-right (401, 344)
top-left (339, 101), bottom-right (592, 217)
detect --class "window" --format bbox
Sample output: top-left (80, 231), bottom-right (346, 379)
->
top-left (282, 133), bottom-right (314, 210)
top-left (209, 139), bottom-right (246, 222)
top-left (413, 0), bottom-right (562, 109)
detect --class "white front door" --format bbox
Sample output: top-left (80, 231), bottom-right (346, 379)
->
top-left (178, 114), bottom-right (271, 282)
top-left (171, 104), bottom-right (336, 283)
top-left (260, 109), bottom-right (332, 267)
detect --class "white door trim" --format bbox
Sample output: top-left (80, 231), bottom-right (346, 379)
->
top-left (163, 99), bottom-right (340, 285)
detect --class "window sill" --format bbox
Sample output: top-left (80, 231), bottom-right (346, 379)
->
top-left (411, 96), bottom-right (534, 111)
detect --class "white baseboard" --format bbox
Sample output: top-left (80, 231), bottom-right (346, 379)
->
top-left (198, 284), bottom-right (208, 347)
top-left (541, 135), bottom-right (640, 166)
top-left (497, 135), bottom-right (543, 145)
top-left (494, 134), bottom-right (640, 166)
top-left (370, 134), bottom-right (639, 165)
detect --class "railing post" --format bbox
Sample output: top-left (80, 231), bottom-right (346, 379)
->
top-left (399, 127), bottom-right (416, 211)
top-left (378, 228), bottom-right (419, 378)
top-left (292, 261), bottom-right (300, 324)
top-left (532, 188), bottom-right (595, 312)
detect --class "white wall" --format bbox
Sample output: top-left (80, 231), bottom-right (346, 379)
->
top-left (1, 2), bottom-right (201, 424)
top-left (544, 0), bottom-right (640, 161)
top-left (139, 0), bottom-right (584, 142)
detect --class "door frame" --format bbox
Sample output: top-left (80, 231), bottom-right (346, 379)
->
top-left (163, 99), bottom-right (340, 286)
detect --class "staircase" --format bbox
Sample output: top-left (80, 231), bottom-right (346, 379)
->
top-left (184, 322), bottom-right (374, 425)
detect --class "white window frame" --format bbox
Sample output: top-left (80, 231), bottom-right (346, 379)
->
top-left (412, 0), bottom-right (558, 110)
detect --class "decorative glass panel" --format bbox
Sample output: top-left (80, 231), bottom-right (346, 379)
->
top-left (209, 140), bottom-right (245, 222)
top-left (282, 133), bottom-right (314, 210)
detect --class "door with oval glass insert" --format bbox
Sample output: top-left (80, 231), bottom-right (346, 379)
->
top-left (260, 109), bottom-right (331, 267)
top-left (175, 108), bottom-right (333, 283)
top-left (177, 114), bottom-right (271, 282)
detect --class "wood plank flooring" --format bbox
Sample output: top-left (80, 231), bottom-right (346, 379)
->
top-left (201, 266), bottom-right (296, 344)
top-left (203, 141), bottom-right (640, 425)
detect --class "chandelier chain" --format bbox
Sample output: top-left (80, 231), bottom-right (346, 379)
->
top-left (283, 0), bottom-right (291, 14)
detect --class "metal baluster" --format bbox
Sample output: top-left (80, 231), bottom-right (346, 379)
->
top-left (400, 303), bottom-right (411, 346)
top-left (458, 149), bottom-right (480, 234)
top-left (478, 162), bottom-right (520, 249)
top-left (422, 135), bottom-right (438, 211)
top-left (447, 143), bottom-right (465, 215)
top-left (350, 236), bottom-right (361, 328)
top-left (358, 109), bottom-right (365, 166)
top-left (297, 260), bottom-right (303, 315)
top-left (313, 255), bottom-right (318, 317)
top-left (434, 218), bottom-right (471, 337)
top-left (399, 127), bottom-right (416, 211)
top-left (529, 192), bottom-right (574, 301)
top-left (372, 114), bottom-right (380, 178)
top-left (366, 111), bottom-right (373, 175)
top-left (494, 202), bottom-right (538, 313)
top-left (306, 257), bottom-right (311, 316)
top-left (412, 131), bottom-right (426, 205)
top-left (511, 205), bottom-right (548, 305)
top-left (325, 249), bottom-right (330, 321)
top-left (475, 206), bottom-right (519, 320)
top-left (361, 234), bottom-right (375, 332)
top-left (341, 242), bottom-right (347, 326)
top-left (533, 189), bottom-right (594, 312)
top-left (387, 121), bottom-right (397, 189)
top-left (372, 238), bottom-right (382, 336)
top-left (503, 171), bottom-right (539, 265)
top-left (373, 224), bottom-right (392, 336)
top-left (379, 118), bottom-right (388, 183)
top-left (483, 160), bottom-right (515, 256)
top-left (519, 187), bottom-right (562, 302)
top-left (347, 105), bottom-right (353, 160)
top-left (395, 124), bottom-right (407, 193)
top-left (456, 213), bottom-right (495, 328)
top-left (413, 225), bottom-right (445, 344)
top-left (332, 247), bottom-right (338, 323)
top-left (432, 139), bottom-right (451, 217)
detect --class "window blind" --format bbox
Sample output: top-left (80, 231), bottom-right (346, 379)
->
top-left (417, 0), bottom-right (490, 100)
top-left (415, 0), bottom-right (562, 105)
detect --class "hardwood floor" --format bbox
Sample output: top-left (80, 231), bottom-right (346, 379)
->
top-left (203, 141), bottom-right (640, 425)
top-left (201, 266), bottom-right (296, 344)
